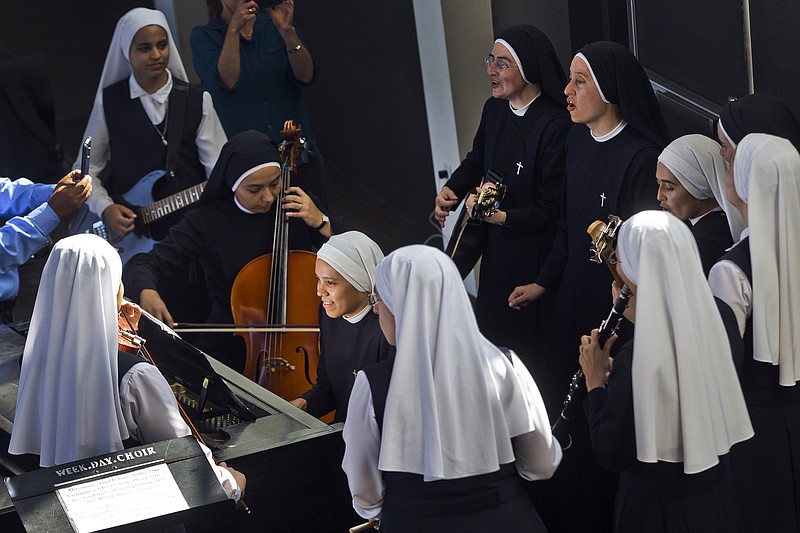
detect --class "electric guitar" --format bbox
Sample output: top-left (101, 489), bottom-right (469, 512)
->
top-left (71, 170), bottom-right (206, 264)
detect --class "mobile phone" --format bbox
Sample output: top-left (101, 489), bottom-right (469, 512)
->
top-left (79, 136), bottom-right (92, 179)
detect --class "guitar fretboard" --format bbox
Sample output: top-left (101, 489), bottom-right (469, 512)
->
top-left (139, 182), bottom-right (206, 224)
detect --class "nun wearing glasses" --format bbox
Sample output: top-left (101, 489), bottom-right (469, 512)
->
top-left (433, 25), bottom-right (570, 375)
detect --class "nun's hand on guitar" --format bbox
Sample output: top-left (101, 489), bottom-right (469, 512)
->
top-left (139, 289), bottom-right (174, 328)
top-left (434, 186), bottom-right (458, 227)
top-left (466, 185), bottom-right (506, 225)
top-left (102, 204), bottom-right (137, 237)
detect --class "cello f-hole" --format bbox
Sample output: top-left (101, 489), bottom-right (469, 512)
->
top-left (296, 346), bottom-right (313, 385)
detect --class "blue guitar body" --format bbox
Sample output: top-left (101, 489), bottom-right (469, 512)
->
top-left (70, 170), bottom-right (195, 265)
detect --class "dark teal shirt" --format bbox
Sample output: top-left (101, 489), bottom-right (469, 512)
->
top-left (190, 13), bottom-right (318, 143)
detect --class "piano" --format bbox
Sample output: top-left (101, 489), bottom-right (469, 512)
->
top-left (0, 318), bottom-right (361, 532)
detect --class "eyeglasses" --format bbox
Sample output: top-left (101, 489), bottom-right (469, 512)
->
top-left (484, 56), bottom-right (516, 70)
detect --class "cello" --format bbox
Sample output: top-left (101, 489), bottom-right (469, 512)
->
top-left (229, 121), bottom-right (321, 401)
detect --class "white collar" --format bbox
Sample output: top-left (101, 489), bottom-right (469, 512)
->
top-left (343, 303), bottom-right (372, 324)
top-left (128, 68), bottom-right (172, 103)
top-left (688, 206), bottom-right (722, 226)
top-left (723, 226), bottom-right (750, 252)
top-left (233, 196), bottom-right (258, 214)
top-left (509, 90), bottom-right (541, 117)
top-left (591, 119), bottom-right (627, 142)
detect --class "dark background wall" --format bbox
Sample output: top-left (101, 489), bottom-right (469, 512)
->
top-left (0, 0), bottom-right (149, 162)
top-left (299, 0), bottom-right (436, 253)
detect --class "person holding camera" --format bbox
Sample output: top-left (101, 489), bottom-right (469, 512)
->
top-left (432, 25), bottom-right (570, 375)
top-left (191, 0), bottom-right (327, 206)
top-left (1, 171), bottom-right (91, 323)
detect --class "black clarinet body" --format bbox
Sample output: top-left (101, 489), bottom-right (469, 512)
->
top-left (551, 285), bottom-right (633, 448)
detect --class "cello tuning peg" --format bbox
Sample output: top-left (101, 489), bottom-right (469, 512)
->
top-left (300, 142), bottom-right (315, 164)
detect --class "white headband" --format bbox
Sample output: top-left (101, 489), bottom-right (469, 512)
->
top-left (230, 162), bottom-right (281, 192)
top-left (575, 52), bottom-right (610, 104)
top-left (494, 38), bottom-right (529, 84)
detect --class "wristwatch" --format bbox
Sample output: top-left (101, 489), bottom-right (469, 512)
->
top-left (314, 214), bottom-right (329, 230)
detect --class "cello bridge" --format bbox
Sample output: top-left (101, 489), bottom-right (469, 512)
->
top-left (265, 358), bottom-right (296, 373)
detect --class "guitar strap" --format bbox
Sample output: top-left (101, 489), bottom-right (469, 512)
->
top-left (165, 79), bottom-right (189, 178)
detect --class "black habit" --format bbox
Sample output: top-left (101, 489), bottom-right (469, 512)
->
top-left (529, 124), bottom-right (661, 533)
top-left (584, 340), bottom-right (745, 533)
top-left (362, 356), bottom-right (549, 533)
top-left (125, 199), bottom-right (326, 372)
top-left (689, 210), bottom-right (733, 277)
top-left (717, 238), bottom-right (800, 532)
top-left (301, 305), bottom-right (394, 423)
top-left (535, 124), bottom-right (661, 411)
top-left (445, 95), bottom-right (569, 369)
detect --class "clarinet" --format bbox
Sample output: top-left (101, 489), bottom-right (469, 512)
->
top-left (551, 284), bottom-right (633, 448)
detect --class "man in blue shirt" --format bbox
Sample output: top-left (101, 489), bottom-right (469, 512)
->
top-left (1, 170), bottom-right (91, 322)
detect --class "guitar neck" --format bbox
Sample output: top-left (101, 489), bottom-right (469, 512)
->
top-left (138, 181), bottom-right (206, 225)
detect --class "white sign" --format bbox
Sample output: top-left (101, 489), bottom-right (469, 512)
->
top-left (56, 463), bottom-right (189, 532)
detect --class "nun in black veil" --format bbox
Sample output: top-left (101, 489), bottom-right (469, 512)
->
top-left (716, 92), bottom-right (800, 166)
top-left (508, 41), bottom-right (669, 532)
top-left (125, 130), bottom-right (331, 372)
top-left (433, 24), bottom-right (571, 374)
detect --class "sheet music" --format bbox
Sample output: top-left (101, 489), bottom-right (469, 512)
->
top-left (56, 463), bottom-right (189, 532)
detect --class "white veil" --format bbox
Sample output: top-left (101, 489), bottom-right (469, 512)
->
top-left (658, 134), bottom-right (746, 240)
top-left (74, 8), bottom-right (188, 171)
top-left (618, 211), bottom-right (753, 474)
top-left (374, 245), bottom-right (544, 481)
top-left (733, 134), bottom-right (800, 386)
top-left (9, 234), bottom-right (129, 466)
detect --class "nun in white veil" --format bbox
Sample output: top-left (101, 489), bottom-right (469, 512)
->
top-left (9, 234), bottom-right (243, 501)
top-left (657, 134), bottom-right (745, 274)
top-left (342, 245), bottom-right (561, 532)
top-left (579, 210), bottom-right (753, 532)
top-left (10, 234), bottom-right (130, 466)
top-left (73, 7), bottom-right (226, 235)
top-left (707, 133), bottom-right (800, 532)
top-left (290, 230), bottom-right (394, 423)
